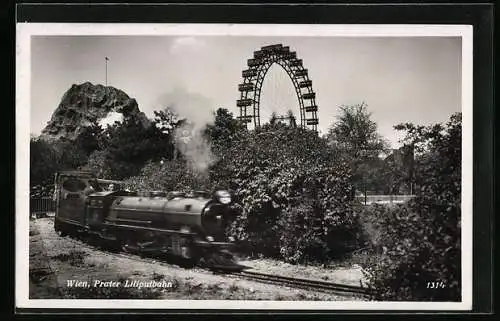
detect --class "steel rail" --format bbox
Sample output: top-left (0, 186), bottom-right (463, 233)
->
top-left (232, 270), bottom-right (373, 297)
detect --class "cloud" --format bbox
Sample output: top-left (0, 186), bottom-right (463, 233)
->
top-left (169, 37), bottom-right (206, 55)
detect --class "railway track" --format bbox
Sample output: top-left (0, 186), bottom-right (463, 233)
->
top-left (231, 270), bottom-right (373, 298)
top-left (44, 219), bottom-right (372, 298)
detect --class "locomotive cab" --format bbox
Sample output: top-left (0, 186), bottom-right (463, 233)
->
top-left (53, 171), bottom-right (125, 236)
top-left (53, 171), bottom-right (98, 234)
top-left (86, 191), bottom-right (118, 228)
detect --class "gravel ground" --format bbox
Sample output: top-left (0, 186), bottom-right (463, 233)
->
top-left (29, 217), bottom-right (366, 301)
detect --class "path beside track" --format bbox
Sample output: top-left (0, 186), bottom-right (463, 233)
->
top-left (28, 217), bottom-right (367, 301)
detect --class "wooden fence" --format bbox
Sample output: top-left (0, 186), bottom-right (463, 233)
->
top-left (356, 194), bottom-right (415, 205)
top-left (30, 197), bottom-right (56, 215)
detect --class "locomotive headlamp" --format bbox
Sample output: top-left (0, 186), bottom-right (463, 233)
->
top-left (215, 191), bottom-right (231, 204)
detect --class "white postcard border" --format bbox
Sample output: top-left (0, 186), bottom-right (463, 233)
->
top-left (16, 23), bottom-right (473, 311)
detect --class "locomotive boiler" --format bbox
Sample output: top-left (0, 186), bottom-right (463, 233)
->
top-left (53, 170), bottom-right (241, 270)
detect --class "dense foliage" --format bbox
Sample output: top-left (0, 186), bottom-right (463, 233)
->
top-left (360, 113), bottom-right (462, 301)
top-left (123, 160), bottom-right (210, 193)
top-left (30, 137), bottom-right (88, 196)
top-left (31, 111), bottom-right (179, 181)
top-left (209, 122), bottom-right (358, 262)
top-left (30, 138), bottom-right (59, 188)
top-left (326, 103), bottom-right (390, 194)
top-left (99, 117), bottom-right (174, 180)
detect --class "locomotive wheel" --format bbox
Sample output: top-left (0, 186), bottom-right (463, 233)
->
top-left (82, 234), bottom-right (98, 247)
top-left (121, 240), bottom-right (136, 254)
top-left (198, 256), bottom-right (209, 269)
top-left (104, 244), bottom-right (120, 253)
top-left (54, 220), bottom-right (69, 237)
top-left (178, 257), bottom-right (197, 268)
top-left (98, 239), bottom-right (120, 253)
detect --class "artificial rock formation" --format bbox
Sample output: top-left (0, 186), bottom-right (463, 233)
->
top-left (41, 82), bottom-right (150, 141)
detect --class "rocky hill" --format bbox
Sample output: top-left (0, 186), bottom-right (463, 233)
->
top-left (41, 82), bottom-right (150, 141)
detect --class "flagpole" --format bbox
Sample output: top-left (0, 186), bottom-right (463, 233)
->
top-left (105, 57), bottom-right (108, 86)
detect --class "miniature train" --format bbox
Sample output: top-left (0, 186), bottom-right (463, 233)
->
top-left (53, 170), bottom-right (242, 271)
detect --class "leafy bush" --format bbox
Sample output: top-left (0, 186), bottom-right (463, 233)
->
top-left (361, 203), bottom-right (460, 301)
top-left (81, 150), bottom-right (110, 178)
top-left (361, 113), bottom-right (461, 301)
top-left (211, 124), bottom-right (358, 263)
top-left (278, 166), bottom-right (361, 263)
top-left (30, 184), bottom-right (55, 198)
top-left (123, 159), bottom-right (211, 193)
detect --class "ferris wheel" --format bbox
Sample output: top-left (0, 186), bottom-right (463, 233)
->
top-left (236, 44), bottom-right (319, 132)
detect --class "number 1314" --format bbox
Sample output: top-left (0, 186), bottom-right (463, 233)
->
top-left (427, 281), bottom-right (446, 289)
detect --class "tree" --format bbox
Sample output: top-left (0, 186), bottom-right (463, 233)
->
top-left (287, 109), bottom-right (297, 128)
top-left (376, 153), bottom-right (407, 194)
top-left (30, 137), bottom-right (59, 187)
top-left (327, 103), bottom-right (389, 193)
top-left (204, 108), bottom-right (243, 151)
top-left (269, 112), bottom-right (278, 126)
top-left (153, 108), bottom-right (183, 135)
top-left (363, 113), bottom-right (462, 301)
top-left (73, 120), bottom-right (105, 155)
top-left (328, 103), bottom-right (388, 158)
top-left (53, 139), bottom-right (89, 171)
top-left (30, 136), bottom-right (88, 197)
top-left (102, 115), bottom-right (174, 179)
top-left (266, 110), bottom-right (297, 128)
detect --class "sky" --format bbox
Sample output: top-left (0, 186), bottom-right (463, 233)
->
top-left (30, 35), bottom-right (462, 148)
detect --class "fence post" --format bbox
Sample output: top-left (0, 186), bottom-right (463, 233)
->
top-left (30, 197), bottom-right (56, 218)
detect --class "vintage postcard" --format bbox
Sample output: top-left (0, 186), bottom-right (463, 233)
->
top-left (17, 23), bottom-right (472, 310)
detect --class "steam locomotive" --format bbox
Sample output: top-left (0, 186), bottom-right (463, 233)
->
top-left (53, 170), bottom-right (242, 271)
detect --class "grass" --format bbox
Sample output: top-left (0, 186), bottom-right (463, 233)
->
top-left (228, 283), bottom-right (239, 292)
top-left (29, 268), bottom-right (53, 284)
top-left (50, 250), bottom-right (88, 266)
top-left (151, 271), bottom-right (165, 282)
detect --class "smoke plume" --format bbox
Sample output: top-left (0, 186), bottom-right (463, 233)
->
top-left (156, 86), bottom-right (217, 174)
top-left (174, 124), bottom-right (215, 174)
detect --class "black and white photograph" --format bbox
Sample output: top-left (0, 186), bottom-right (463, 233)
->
top-left (16, 23), bottom-right (472, 310)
